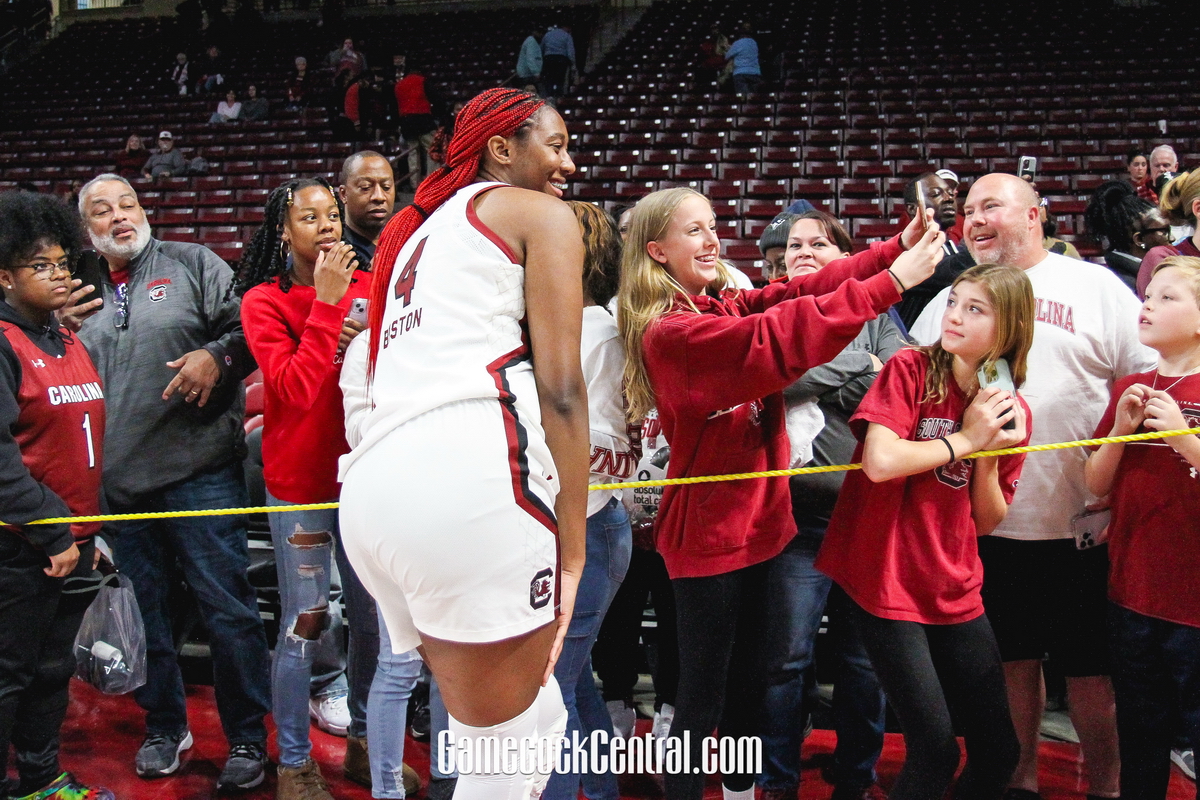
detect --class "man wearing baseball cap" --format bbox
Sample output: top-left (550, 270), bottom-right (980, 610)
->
top-left (142, 131), bottom-right (186, 181)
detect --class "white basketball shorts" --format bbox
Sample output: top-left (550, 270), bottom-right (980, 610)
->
top-left (339, 397), bottom-right (561, 654)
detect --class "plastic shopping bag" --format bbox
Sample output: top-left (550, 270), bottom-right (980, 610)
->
top-left (72, 571), bottom-right (147, 694)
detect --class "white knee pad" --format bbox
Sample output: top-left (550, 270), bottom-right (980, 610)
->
top-left (446, 677), bottom-right (568, 800)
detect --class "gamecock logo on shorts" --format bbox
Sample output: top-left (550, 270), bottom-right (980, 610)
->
top-left (529, 568), bottom-right (553, 609)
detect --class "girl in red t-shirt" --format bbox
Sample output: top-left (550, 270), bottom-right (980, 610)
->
top-left (1084, 255), bottom-right (1200, 800)
top-left (816, 263), bottom-right (1034, 800)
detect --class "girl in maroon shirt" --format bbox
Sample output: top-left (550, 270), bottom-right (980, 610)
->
top-left (817, 263), bottom-right (1035, 800)
top-left (619, 187), bottom-right (942, 800)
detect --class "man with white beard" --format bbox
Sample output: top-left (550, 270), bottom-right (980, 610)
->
top-left (909, 173), bottom-right (1152, 800)
top-left (61, 174), bottom-right (271, 792)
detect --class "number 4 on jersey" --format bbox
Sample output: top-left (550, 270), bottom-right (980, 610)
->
top-left (394, 237), bottom-right (428, 307)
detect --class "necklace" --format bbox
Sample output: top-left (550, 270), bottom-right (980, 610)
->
top-left (1152, 365), bottom-right (1200, 393)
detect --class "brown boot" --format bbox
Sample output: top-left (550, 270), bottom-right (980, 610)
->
top-left (402, 762), bottom-right (423, 796)
top-left (343, 735), bottom-right (423, 796)
top-left (343, 735), bottom-right (370, 787)
top-left (276, 759), bottom-right (333, 800)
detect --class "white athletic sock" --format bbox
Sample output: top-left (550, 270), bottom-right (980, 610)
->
top-left (529, 676), bottom-right (568, 800)
top-left (448, 701), bottom-right (540, 800)
top-left (723, 784), bottom-right (755, 800)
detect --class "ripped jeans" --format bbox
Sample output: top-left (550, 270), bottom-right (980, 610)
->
top-left (268, 492), bottom-right (343, 768)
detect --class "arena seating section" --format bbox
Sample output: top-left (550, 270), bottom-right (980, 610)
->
top-left (1, 0), bottom-right (1197, 280)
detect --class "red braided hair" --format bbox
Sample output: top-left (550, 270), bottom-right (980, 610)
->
top-left (367, 87), bottom-right (547, 377)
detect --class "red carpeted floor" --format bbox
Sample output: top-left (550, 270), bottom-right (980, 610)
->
top-left (56, 682), bottom-right (1193, 799)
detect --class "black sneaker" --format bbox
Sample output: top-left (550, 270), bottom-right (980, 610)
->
top-left (135, 729), bottom-right (193, 778)
top-left (218, 741), bottom-right (268, 790)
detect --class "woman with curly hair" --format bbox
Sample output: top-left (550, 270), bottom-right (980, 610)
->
top-left (0, 191), bottom-right (113, 800)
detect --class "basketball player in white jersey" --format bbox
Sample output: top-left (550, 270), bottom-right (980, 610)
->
top-left (338, 88), bottom-right (588, 800)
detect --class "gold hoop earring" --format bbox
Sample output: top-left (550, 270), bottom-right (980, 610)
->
top-left (279, 240), bottom-right (289, 263)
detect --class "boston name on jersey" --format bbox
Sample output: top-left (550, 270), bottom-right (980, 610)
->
top-left (48, 381), bottom-right (104, 406)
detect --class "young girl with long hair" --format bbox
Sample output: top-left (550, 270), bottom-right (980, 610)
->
top-left (234, 177), bottom-right (370, 797)
top-left (816, 263), bottom-right (1035, 800)
top-left (337, 87), bottom-right (589, 800)
top-left (1085, 256), bottom-right (1200, 800)
top-left (0, 192), bottom-right (113, 800)
top-left (619, 186), bottom-right (942, 800)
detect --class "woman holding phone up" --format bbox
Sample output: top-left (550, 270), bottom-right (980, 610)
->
top-left (233, 178), bottom-right (373, 795)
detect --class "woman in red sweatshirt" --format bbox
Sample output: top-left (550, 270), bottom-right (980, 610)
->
top-left (617, 187), bottom-right (943, 800)
top-left (233, 177), bottom-right (369, 794)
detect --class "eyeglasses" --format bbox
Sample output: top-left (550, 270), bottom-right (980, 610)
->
top-left (113, 282), bottom-right (129, 329)
top-left (1138, 226), bottom-right (1171, 236)
top-left (20, 259), bottom-right (73, 279)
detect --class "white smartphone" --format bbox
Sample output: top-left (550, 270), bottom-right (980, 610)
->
top-left (976, 358), bottom-right (1016, 430)
top-left (348, 297), bottom-right (369, 325)
top-left (1017, 156), bottom-right (1037, 181)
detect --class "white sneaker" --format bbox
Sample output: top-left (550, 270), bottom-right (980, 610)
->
top-left (309, 692), bottom-right (351, 736)
top-left (651, 703), bottom-right (675, 740)
top-left (607, 700), bottom-right (636, 740)
top-left (1172, 748), bottom-right (1196, 780)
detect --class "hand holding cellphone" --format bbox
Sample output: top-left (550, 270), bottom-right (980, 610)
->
top-left (915, 183), bottom-right (929, 233)
top-left (976, 358), bottom-right (1017, 430)
top-left (348, 297), bottom-right (369, 326)
top-left (1017, 156), bottom-right (1038, 182)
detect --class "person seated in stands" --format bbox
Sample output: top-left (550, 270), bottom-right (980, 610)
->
top-left (208, 89), bottom-right (242, 124)
top-left (757, 212), bottom-right (798, 281)
top-left (194, 44), bottom-right (227, 95)
top-left (169, 52), bottom-right (189, 95)
top-left (142, 131), bottom-right (187, 181)
top-left (1151, 144), bottom-right (1180, 192)
top-left (1040, 199), bottom-right (1081, 260)
top-left (1127, 150), bottom-right (1157, 204)
top-left (1085, 180), bottom-right (1172, 293)
top-left (115, 134), bottom-right (149, 177)
top-left (1137, 171), bottom-right (1200, 297)
top-left (0, 191), bottom-right (115, 800)
top-left (895, 172), bottom-right (973, 329)
top-left (241, 84), bottom-right (269, 121)
top-left (286, 56), bottom-right (308, 110)
top-left (330, 37), bottom-right (367, 85)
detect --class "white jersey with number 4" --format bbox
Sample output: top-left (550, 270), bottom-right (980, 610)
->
top-left (341, 181), bottom-right (549, 480)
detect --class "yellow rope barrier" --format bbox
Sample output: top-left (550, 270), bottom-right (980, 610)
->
top-left (10, 428), bottom-right (1197, 525)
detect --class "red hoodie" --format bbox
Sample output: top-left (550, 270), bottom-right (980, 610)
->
top-left (644, 237), bottom-right (904, 579)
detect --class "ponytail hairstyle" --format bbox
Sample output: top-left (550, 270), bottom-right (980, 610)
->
top-left (367, 87), bottom-right (547, 376)
top-left (566, 201), bottom-right (622, 307)
top-left (1159, 171), bottom-right (1200, 226)
top-left (919, 263), bottom-right (1035, 405)
top-left (618, 187), bottom-right (735, 422)
top-left (231, 177), bottom-right (341, 297)
top-left (1084, 180), bottom-right (1154, 253)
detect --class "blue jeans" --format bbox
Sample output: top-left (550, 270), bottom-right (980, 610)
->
top-left (114, 461), bottom-right (271, 745)
top-left (310, 524), bottom-right (376, 738)
top-left (369, 603), bottom-right (423, 798)
top-left (759, 529), bottom-right (885, 792)
top-left (543, 498), bottom-right (632, 800)
top-left (1109, 602), bottom-right (1200, 800)
top-left (268, 492), bottom-right (347, 767)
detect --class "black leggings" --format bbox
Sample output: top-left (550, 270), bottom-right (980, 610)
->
top-left (0, 535), bottom-right (97, 794)
top-left (665, 561), bottom-right (770, 800)
top-left (849, 599), bottom-right (1019, 800)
